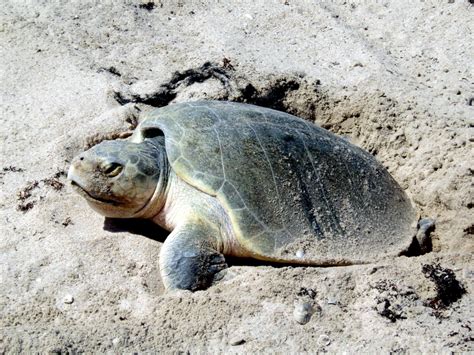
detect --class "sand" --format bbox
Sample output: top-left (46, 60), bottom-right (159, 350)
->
top-left (1, 0), bottom-right (473, 353)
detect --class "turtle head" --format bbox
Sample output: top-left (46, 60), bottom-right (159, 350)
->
top-left (67, 139), bottom-right (169, 218)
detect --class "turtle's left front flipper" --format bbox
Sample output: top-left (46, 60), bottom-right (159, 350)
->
top-left (159, 224), bottom-right (228, 291)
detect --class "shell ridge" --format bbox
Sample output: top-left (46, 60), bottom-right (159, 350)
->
top-left (225, 180), bottom-right (270, 233)
top-left (295, 130), bottom-right (344, 238)
top-left (302, 120), bottom-right (365, 228)
top-left (246, 121), bottom-right (291, 238)
top-left (211, 126), bottom-right (227, 181)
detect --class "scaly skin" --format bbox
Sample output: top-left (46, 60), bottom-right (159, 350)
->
top-left (68, 138), bottom-right (239, 290)
top-left (68, 139), bottom-right (168, 218)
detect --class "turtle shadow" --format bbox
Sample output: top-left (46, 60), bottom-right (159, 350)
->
top-left (103, 217), bottom-right (169, 243)
top-left (102, 218), bottom-right (344, 268)
top-left (225, 256), bottom-right (296, 268)
top-left (102, 218), bottom-right (311, 268)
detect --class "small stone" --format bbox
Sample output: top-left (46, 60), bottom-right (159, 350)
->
top-left (229, 338), bottom-right (245, 346)
top-left (327, 298), bottom-right (338, 305)
top-left (369, 267), bottom-right (378, 274)
top-left (376, 300), bottom-right (388, 314)
top-left (63, 295), bottom-right (74, 304)
top-left (431, 160), bottom-right (442, 170)
top-left (295, 249), bottom-right (304, 258)
top-left (318, 334), bottom-right (331, 346)
top-left (293, 302), bottom-right (313, 324)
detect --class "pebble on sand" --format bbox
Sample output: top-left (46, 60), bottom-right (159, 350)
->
top-left (62, 295), bottom-right (74, 304)
top-left (293, 302), bottom-right (313, 325)
top-left (318, 334), bottom-right (331, 346)
top-left (229, 338), bottom-right (246, 346)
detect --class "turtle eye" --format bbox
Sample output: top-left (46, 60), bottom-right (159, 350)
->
top-left (103, 163), bottom-right (123, 177)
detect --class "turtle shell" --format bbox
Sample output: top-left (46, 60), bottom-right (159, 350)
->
top-left (132, 101), bottom-right (416, 264)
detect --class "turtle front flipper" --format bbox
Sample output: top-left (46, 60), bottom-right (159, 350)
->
top-left (159, 224), bottom-right (228, 291)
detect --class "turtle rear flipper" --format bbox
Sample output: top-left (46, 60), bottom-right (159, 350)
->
top-left (401, 218), bottom-right (435, 256)
top-left (159, 224), bottom-right (228, 291)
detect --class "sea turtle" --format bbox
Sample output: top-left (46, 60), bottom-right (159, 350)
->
top-left (68, 101), bottom-right (418, 291)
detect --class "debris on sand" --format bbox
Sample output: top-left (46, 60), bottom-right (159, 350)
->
top-left (16, 170), bottom-right (68, 212)
top-left (16, 200), bottom-right (36, 212)
top-left (2, 166), bottom-right (24, 173)
top-left (422, 264), bottom-right (466, 312)
top-left (62, 217), bottom-right (73, 227)
top-left (43, 177), bottom-right (64, 191)
top-left (16, 180), bottom-right (39, 201)
top-left (373, 280), bottom-right (419, 322)
top-left (297, 287), bottom-right (317, 299)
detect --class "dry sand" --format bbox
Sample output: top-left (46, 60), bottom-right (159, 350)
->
top-left (1, 1), bottom-right (473, 353)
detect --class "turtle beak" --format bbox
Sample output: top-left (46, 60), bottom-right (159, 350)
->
top-left (67, 156), bottom-right (87, 186)
top-left (67, 164), bottom-right (76, 182)
top-left (67, 165), bottom-right (88, 196)
top-left (67, 156), bottom-right (93, 197)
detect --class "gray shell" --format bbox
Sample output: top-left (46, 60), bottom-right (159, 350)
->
top-left (133, 101), bottom-right (416, 264)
